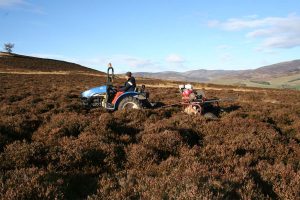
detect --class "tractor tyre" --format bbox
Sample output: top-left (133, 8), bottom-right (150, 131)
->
top-left (118, 96), bottom-right (143, 110)
top-left (204, 112), bottom-right (218, 119)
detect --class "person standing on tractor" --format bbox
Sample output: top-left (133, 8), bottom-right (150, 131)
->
top-left (120, 72), bottom-right (136, 92)
top-left (112, 72), bottom-right (136, 105)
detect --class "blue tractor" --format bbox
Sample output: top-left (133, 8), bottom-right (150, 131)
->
top-left (80, 63), bottom-right (150, 110)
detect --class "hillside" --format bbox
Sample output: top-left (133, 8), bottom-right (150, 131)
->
top-left (253, 60), bottom-right (300, 76)
top-left (135, 60), bottom-right (300, 89)
top-left (0, 70), bottom-right (300, 199)
top-left (135, 70), bottom-right (239, 82)
top-left (0, 52), bottom-right (102, 74)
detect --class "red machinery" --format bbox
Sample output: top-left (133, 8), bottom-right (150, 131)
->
top-left (179, 84), bottom-right (225, 117)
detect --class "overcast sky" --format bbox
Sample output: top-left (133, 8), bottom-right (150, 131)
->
top-left (1, 0), bottom-right (300, 72)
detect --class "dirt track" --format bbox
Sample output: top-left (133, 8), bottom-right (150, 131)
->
top-left (0, 70), bottom-right (274, 93)
top-left (144, 83), bottom-right (266, 92)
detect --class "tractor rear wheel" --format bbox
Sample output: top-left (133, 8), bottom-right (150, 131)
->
top-left (118, 96), bottom-right (143, 110)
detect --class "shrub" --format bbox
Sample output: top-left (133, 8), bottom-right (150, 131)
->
top-left (0, 140), bottom-right (46, 169)
top-left (0, 167), bottom-right (65, 199)
top-left (32, 113), bottom-right (89, 144)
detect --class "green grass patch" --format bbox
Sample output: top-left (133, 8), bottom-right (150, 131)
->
top-left (292, 85), bottom-right (300, 90)
top-left (288, 78), bottom-right (300, 82)
top-left (250, 80), bottom-right (271, 85)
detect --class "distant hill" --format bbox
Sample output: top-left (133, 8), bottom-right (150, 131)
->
top-left (241, 60), bottom-right (300, 78)
top-left (0, 52), bottom-right (102, 74)
top-left (135, 70), bottom-right (240, 82)
top-left (135, 60), bottom-right (300, 89)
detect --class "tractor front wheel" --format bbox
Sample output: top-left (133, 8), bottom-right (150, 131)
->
top-left (118, 97), bottom-right (143, 110)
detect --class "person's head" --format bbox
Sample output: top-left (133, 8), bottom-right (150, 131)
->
top-left (125, 71), bottom-right (132, 79)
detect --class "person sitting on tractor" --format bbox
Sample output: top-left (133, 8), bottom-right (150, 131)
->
top-left (120, 72), bottom-right (136, 92)
top-left (112, 72), bottom-right (136, 105)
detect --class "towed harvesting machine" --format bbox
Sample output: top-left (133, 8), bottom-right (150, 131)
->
top-left (178, 84), bottom-right (232, 118)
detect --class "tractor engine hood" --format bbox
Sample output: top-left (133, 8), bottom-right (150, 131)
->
top-left (81, 85), bottom-right (107, 98)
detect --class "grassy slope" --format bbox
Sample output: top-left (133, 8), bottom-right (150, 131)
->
top-left (1, 53), bottom-right (298, 90)
top-left (212, 73), bottom-right (300, 90)
top-left (0, 53), bottom-right (103, 74)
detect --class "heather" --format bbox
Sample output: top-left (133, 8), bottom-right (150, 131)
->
top-left (0, 73), bottom-right (299, 199)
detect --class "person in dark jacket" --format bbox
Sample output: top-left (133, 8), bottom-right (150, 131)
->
top-left (112, 72), bottom-right (136, 105)
top-left (119, 72), bottom-right (136, 92)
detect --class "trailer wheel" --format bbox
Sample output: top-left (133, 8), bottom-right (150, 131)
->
top-left (204, 112), bottom-right (218, 119)
top-left (118, 96), bottom-right (142, 110)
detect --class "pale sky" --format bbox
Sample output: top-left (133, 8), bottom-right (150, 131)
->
top-left (1, 0), bottom-right (300, 72)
